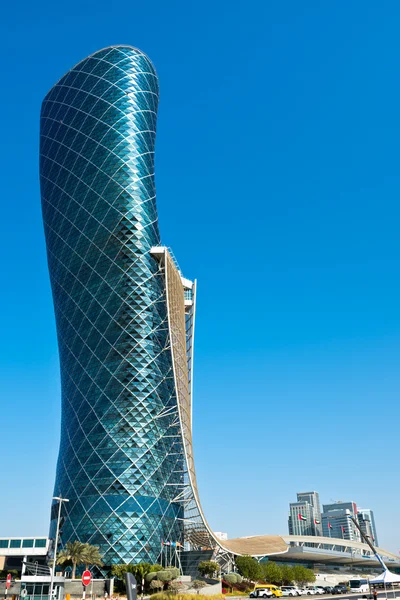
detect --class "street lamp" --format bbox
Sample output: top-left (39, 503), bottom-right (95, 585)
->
top-left (49, 496), bottom-right (69, 600)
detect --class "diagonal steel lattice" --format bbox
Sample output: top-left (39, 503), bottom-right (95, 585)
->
top-left (41, 45), bottom-right (220, 568)
top-left (40, 45), bottom-right (190, 565)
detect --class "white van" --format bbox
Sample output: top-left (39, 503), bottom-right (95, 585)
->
top-left (281, 586), bottom-right (302, 597)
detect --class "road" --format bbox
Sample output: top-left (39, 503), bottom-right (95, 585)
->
top-left (308, 594), bottom-right (399, 600)
top-left (244, 592), bottom-right (400, 600)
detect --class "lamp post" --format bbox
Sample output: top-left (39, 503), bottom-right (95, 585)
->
top-left (49, 496), bottom-right (69, 600)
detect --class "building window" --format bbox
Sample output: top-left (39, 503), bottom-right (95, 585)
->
top-left (0, 540), bottom-right (9, 548)
top-left (184, 290), bottom-right (192, 301)
top-left (34, 539), bottom-right (47, 548)
top-left (22, 539), bottom-right (34, 548)
top-left (10, 540), bottom-right (21, 548)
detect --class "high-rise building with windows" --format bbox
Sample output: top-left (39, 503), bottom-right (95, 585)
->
top-left (358, 509), bottom-right (378, 546)
top-left (297, 492), bottom-right (322, 536)
top-left (288, 491), bottom-right (322, 536)
top-left (321, 501), bottom-right (361, 542)
top-left (321, 508), bottom-right (361, 541)
top-left (322, 501), bottom-right (358, 516)
top-left (40, 46), bottom-right (215, 567)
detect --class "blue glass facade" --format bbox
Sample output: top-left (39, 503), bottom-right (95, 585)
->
top-left (40, 46), bottom-right (185, 565)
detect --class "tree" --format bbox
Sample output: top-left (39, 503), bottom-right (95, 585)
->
top-left (157, 569), bottom-right (174, 583)
top-left (292, 566), bottom-right (315, 587)
top-left (130, 563), bottom-right (155, 598)
top-left (226, 573), bottom-right (242, 583)
top-left (145, 572), bottom-right (158, 583)
top-left (168, 580), bottom-right (184, 594)
top-left (198, 560), bottom-right (220, 579)
top-left (165, 567), bottom-right (180, 579)
top-left (224, 573), bottom-right (238, 593)
top-left (111, 563), bottom-right (163, 594)
top-left (280, 565), bottom-right (294, 585)
top-left (261, 562), bottom-right (282, 586)
top-left (190, 580), bottom-right (205, 595)
top-left (82, 544), bottom-right (104, 570)
top-left (111, 564), bottom-right (129, 579)
top-left (56, 541), bottom-right (87, 579)
top-left (149, 579), bottom-right (163, 592)
top-left (236, 555), bottom-right (263, 582)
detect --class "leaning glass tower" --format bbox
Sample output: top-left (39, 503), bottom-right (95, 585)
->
top-left (40, 46), bottom-right (216, 567)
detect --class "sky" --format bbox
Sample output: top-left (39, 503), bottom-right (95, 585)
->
top-left (1, 0), bottom-right (400, 554)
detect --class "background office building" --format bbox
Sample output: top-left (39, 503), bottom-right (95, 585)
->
top-left (288, 491), bottom-right (322, 536)
top-left (321, 502), bottom-right (361, 542)
top-left (322, 501), bottom-right (358, 516)
top-left (288, 494), bottom-right (379, 546)
top-left (358, 509), bottom-right (378, 545)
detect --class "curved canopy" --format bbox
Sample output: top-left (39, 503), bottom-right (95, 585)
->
top-left (370, 570), bottom-right (400, 584)
top-left (222, 535), bottom-right (289, 556)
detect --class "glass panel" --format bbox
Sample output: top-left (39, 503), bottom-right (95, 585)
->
top-left (0, 540), bottom-right (9, 548)
top-left (34, 539), bottom-right (47, 548)
top-left (10, 539), bottom-right (21, 548)
top-left (22, 539), bottom-right (34, 548)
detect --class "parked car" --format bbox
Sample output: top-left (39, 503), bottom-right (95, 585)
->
top-left (253, 586), bottom-right (283, 598)
top-left (281, 587), bottom-right (302, 597)
top-left (306, 588), bottom-right (324, 596)
top-left (250, 590), bottom-right (273, 598)
top-left (322, 587), bottom-right (334, 594)
top-left (331, 585), bottom-right (348, 595)
top-left (304, 589), bottom-right (316, 596)
top-left (315, 589), bottom-right (325, 595)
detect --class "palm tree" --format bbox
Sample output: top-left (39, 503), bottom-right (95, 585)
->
top-left (56, 541), bottom-right (87, 579)
top-left (82, 544), bottom-right (104, 571)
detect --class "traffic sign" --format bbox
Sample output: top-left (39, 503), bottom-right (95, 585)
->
top-left (6, 575), bottom-right (11, 590)
top-left (82, 571), bottom-right (92, 587)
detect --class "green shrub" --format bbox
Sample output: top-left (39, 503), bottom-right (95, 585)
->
top-left (157, 569), bottom-right (174, 582)
top-left (198, 560), bottom-right (220, 579)
top-left (224, 573), bottom-right (239, 584)
top-left (150, 580), bottom-right (164, 592)
top-left (151, 594), bottom-right (225, 600)
top-left (189, 580), bottom-right (205, 593)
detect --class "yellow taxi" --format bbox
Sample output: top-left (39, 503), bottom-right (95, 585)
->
top-left (253, 585), bottom-right (283, 598)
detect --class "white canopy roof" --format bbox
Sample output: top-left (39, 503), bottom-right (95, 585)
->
top-left (370, 570), bottom-right (400, 584)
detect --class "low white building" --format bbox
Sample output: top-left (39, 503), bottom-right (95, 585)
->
top-left (213, 532), bottom-right (228, 541)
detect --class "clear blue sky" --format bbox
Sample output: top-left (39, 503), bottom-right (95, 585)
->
top-left (1, 0), bottom-right (400, 553)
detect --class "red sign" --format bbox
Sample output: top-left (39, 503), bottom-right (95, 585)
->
top-left (6, 574), bottom-right (11, 589)
top-left (82, 571), bottom-right (92, 587)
